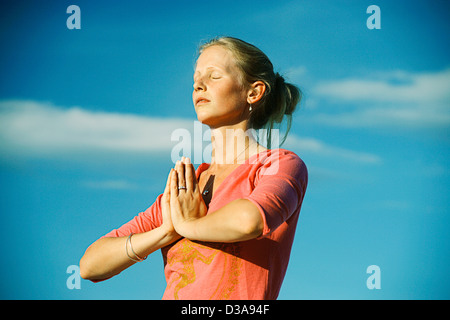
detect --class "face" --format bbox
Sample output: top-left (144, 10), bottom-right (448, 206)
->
top-left (193, 45), bottom-right (249, 128)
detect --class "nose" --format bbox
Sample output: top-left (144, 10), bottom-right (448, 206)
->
top-left (193, 78), bottom-right (205, 92)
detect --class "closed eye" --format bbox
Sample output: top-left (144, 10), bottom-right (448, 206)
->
top-left (210, 72), bottom-right (222, 79)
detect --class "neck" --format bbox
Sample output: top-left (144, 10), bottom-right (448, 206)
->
top-left (208, 121), bottom-right (264, 170)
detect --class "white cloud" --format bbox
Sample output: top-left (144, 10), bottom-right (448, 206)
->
top-left (314, 68), bottom-right (450, 104)
top-left (285, 135), bottom-right (382, 164)
top-left (311, 68), bottom-right (450, 128)
top-left (311, 106), bottom-right (450, 129)
top-left (285, 66), bottom-right (308, 82)
top-left (0, 100), bottom-right (194, 157)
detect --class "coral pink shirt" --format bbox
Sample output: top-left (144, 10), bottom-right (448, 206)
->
top-left (103, 149), bottom-right (308, 300)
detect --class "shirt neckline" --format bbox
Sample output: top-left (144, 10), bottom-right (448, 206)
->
top-left (196, 148), bottom-right (287, 203)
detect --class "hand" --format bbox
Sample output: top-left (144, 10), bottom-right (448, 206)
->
top-left (160, 168), bottom-right (180, 238)
top-left (170, 157), bottom-right (207, 237)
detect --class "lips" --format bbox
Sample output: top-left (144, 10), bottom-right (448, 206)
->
top-left (195, 97), bottom-right (210, 106)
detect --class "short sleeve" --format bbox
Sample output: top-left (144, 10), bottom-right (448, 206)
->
top-left (246, 150), bottom-right (308, 237)
top-left (102, 193), bottom-right (164, 238)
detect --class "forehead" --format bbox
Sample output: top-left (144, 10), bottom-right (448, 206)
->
top-left (195, 45), bottom-right (237, 73)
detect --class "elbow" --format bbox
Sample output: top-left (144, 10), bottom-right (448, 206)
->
top-left (79, 256), bottom-right (111, 282)
top-left (238, 209), bottom-right (264, 240)
top-left (79, 247), bottom-right (104, 281)
top-left (79, 255), bottom-right (94, 280)
top-left (79, 256), bottom-right (107, 281)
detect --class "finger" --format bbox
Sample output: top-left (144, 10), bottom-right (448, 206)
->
top-left (184, 157), bottom-right (195, 191)
top-left (170, 167), bottom-right (179, 197)
top-left (164, 169), bottom-right (172, 194)
top-left (170, 169), bottom-right (182, 216)
top-left (162, 169), bottom-right (171, 204)
top-left (176, 160), bottom-right (186, 191)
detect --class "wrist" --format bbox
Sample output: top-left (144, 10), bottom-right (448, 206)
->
top-left (159, 224), bottom-right (181, 243)
top-left (173, 218), bottom-right (198, 240)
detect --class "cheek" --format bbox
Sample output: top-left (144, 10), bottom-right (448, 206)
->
top-left (217, 83), bottom-right (246, 103)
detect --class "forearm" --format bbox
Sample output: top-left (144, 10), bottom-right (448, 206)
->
top-left (175, 199), bottom-right (264, 243)
top-left (80, 226), bottom-right (180, 280)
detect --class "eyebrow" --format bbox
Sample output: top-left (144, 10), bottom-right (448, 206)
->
top-left (194, 66), bottom-right (224, 78)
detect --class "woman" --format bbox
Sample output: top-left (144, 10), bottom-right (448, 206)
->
top-left (80, 37), bottom-right (308, 300)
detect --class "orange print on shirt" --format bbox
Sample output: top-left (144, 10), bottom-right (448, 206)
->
top-left (166, 238), bottom-right (242, 300)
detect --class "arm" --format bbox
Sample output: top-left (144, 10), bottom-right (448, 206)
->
top-left (79, 169), bottom-right (181, 281)
top-left (170, 158), bottom-right (263, 243)
top-left (174, 198), bottom-right (263, 242)
top-left (80, 226), bottom-right (179, 280)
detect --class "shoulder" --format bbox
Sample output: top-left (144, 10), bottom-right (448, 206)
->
top-left (253, 148), bottom-right (307, 179)
top-left (195, 162), bottom-right (210, 178)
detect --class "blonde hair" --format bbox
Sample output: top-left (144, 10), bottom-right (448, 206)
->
top-left (198, 36), bottom-right (302, 148)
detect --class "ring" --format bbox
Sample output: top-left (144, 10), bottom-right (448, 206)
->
top-left (178, 186), bottom-right (187, 190)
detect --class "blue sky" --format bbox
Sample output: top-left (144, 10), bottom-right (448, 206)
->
top-left (0, 0), bottom-right (449, 299)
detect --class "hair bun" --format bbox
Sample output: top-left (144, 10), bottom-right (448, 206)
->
top-left (273, 73), bottom-right (299, 116)
top-left (274, 72), bottom-right (285, 89)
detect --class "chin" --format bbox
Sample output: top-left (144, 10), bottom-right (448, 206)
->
top-left (195, 109), bottom-right (214, 125)
top-left (196, 116), bottom-right (214, 127)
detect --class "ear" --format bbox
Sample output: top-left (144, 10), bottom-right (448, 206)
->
top-left (247, 81), bottom-right (266, 105)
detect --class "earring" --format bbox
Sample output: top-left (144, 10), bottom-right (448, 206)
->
top-left (249, 104), bottom-right (252, 112)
